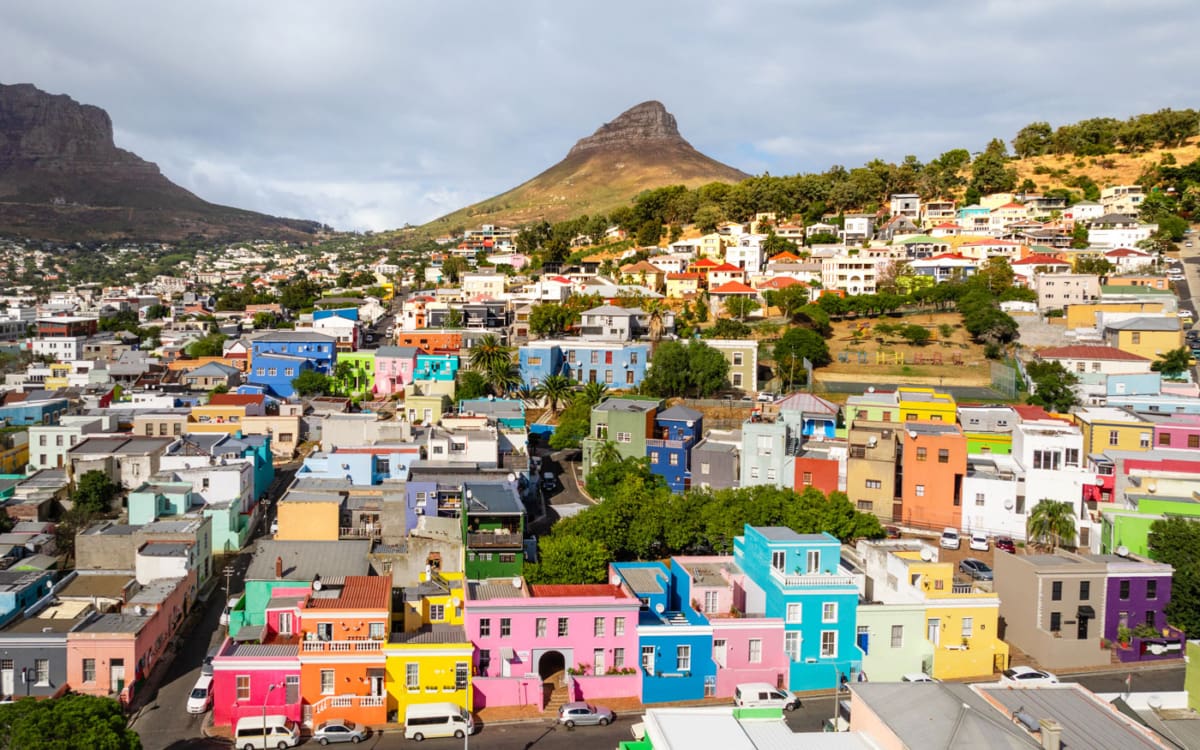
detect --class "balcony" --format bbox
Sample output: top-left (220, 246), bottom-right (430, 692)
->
top-left (312, 694), bottom-right (386, 714)
top-left (769, 567), bottom-right (856, 588)
top-left (302, 639), bottom-right (383, 653)
top-left (468, 531), bottom-right (523, 548)
top-left (340, 526), bottom-right (382, 540)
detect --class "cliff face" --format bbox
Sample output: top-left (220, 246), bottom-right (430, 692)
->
top-left (0, 82), bottom-right (319, 240)
top-left (566, 100), bottom-right (685, 156)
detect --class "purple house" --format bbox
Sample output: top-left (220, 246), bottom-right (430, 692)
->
top-left (1090, 553), bottom-right (1185, 662)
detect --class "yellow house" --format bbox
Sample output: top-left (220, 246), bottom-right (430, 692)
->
top-left (399, 572), bottom-right (466, 632)
top-left (385, 571), bottom-right (473, 721)
top-left (1065, 302), bottom-right (1166, 330)
top-left (1102, 316), bottom-right (1183, 361)
top-left (186, 404), bottom-right (248, 433)
top-left (1072, 406), bottom-right (1152, 455)
top-left (897, 387), bottom-right (957, 424)
top-left (896, 551), bottom-right (1009, 680)
top-left (275, 494), bottom-right (341, 541)
top-left (664, 273), bottom-right (702, 299)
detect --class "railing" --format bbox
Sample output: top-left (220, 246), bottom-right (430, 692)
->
top-left (302, 640), bottom-right (383, 653)
top-left (769, 567), bottom-right (856, 588)
top-left (339, 526), bottom-right (382, 540)
top-left (951, 583), bottom-right (974, 594)
top-left (467, 532), bottom-right (523, 548)
top-left (312, 694), bottom-right (385, 715)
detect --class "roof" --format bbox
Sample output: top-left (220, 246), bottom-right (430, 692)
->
top-left (751, 527), bottom-right (833, 543)
top-left (68, 436), bottom-right (173, 456)
top-left (978, 684), bottom-right (1167, 750)
top-left (1012, 254), bottom-right (1069, 266)
top-left (1104, 316), bottom-right (1180, 332)
top-left (1105, 247), bottom-right (1150, 257)
top-left (467, 579), bottom-right (528, 601)
top-left (596, 397), bottom-right (659, 413)
top-left (778, 392), bottom-right (840, 416)
top-left (851, 683), bottom-right (1035, 749)
top-left (78, 613), bottom-right (151, 635)
top-left (253, 331), bottom-right (337, 343)
top-left (208, 394), bottom-right (265, 407)
top-left (245, 540), bottom-right (371, 583)
top-left (303, 576), bottom-right (390, 610)
top-left (464, 482), bottom-right (523, 515)
top-left (642, 706), bottom-right (874, 750)
top-left (389, 625), bottom-right (469, 645)
top-left (708, 263), bottom-right (744, 273)
top-left (375, 345), bottom-right (421, 358)
top-left (666, 272), bottom-right (702, 280)
top-left (186, 362), bottom-right (241, 377)
top-left (1036, 345), bottom-right (1150, 362)
top-left (710, 281), bottom-right (757, 294)
top-left (529, 584), bottom-right (629, 599)
top-left (658, 405), bottom-right (702, 422)
top-left (583, 304), bottom-right (641, 317)
top-left (615, 566), bottom-right (666, 594)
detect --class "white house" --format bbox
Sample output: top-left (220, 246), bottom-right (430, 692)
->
top-left (1033, 345), bottom-right (1152, 376)
top-left (726, 235), bottom-right (766, 273)
top-left (1088, 214), bottom-right (1156, 249)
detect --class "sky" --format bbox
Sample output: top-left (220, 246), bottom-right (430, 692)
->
top-left (2, 1), bottom-right (1198, 232)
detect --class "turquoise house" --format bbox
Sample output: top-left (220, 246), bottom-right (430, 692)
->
top-left (127, 481), bottom-right (196, 526)
top-left (414, 353), bottom-right (460, 382)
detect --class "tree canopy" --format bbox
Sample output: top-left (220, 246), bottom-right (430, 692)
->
top-left (640, 340), bottom-right (730, 398)
top-left (0, 694), bottom-right (142, 750)
top-left (72, 471), bottom-right (119, 515)
top-left (1147, 517), bottom-right (1200, 636)
top-left (1025, 361), bottom-right (1079, 413)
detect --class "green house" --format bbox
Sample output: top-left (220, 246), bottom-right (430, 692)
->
top-left (1100, 494), bottom-right (1200, 557)
top-left (580, 397), bottom-right (661, 477)
top-left (332, 351), bottom-right (376, 398)
top-left (462, 481), bottom-right (525, 580)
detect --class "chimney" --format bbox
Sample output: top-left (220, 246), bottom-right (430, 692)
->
top-left (1039, 719), bottom-right (1062, 750)
top-left (275, 556), bottom-right (283, 578)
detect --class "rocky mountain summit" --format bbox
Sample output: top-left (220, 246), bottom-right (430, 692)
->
top-left (567, 100), bottom-right (686, 156)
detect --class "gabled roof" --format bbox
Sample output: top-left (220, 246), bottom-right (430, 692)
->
top-left (768, 251), bottom-right (800, 262)
top-left (666, 272), bottom-right (702, 280)
top-left (186, 362), bottom-right (241, 377)
top-left (1105, 247), bottom-right (1150, 257)
top-left (1036, 345), bottom-right (1150, 362)
top-left (620, 260), bottom-right (663, 274)
top-left (707, 263), bottom-right (744, 273)
top-left (583, 304), bottom-right (640, 317)
top-left (709, 280), bottom-right (757, 295)
top-left (756, 276), bottom-right (804, 289)
top-left (692, 258), bottom-right (720, 268)
top-left (1012, 254), bottom-right (1069, 266)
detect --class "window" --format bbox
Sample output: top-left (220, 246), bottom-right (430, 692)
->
top-left (891, 625), bottom-right (903, 648)
top-left (558, 617), bottom-right (569, 637)
top-left (317, 622), bottom-right (333, 641)
top-left (1049, 612), bottom-right (1061, 633)
top-left (478, 649), bottom-right (491, 674)
top-left (605, 370), bottom-right (614, 384)
top-left (1033, 450), bottom-right (1061, 470)
top-left (822, 602), bottom-right (837, 622)
top-left (772, 551), bottom-right (786, 572)
top-left (321, 669), bottom-right (336, 695)
top-left (1016, 495), bottom-right (1026, 514)
top-left (961, 617), bottom-right (973, 638)
top-left (1079, 581), bottom-right (1090, 600)
top-left (733, 352), bottom-right (743, 366)
top-left (915, 484), bottom-right (925, 497)
top-left (1065, 448), bottom-right (1080, 466)
top-left (1051, 581), bottom-right (1062, 601)
top-left (1191, 435), bottom-right (1200, 449)
top-left (1160, 433), bottom-right (1173, 447)
top-left (750, 466), bottom-right (759, 479)
top-left (748, 639), bottom-right (763, 663)
top-left (784, 632), bottom-right (801, 662)
top-left (703, 591), bottom-right (719, 613)
top-left (590, 351), bottom-right (599, 364)
top-left (676, 645), bottom-right (691, 672)
top-left (500, 618), bottom-right (512, 637)
top-left (630, 352), bottom-right (638, 365)
top-left (1108, 430), bottom-right (1120, 447)
top-left (1119, 579), bottom-right (1131, 600)
top-left (479, 618), bottom-right (491, 637)
top-left (702, 463), bottom-right (711, 476)
top-left (938, 449), bottom-right (949, 464)
top-left (1147, 580), bottom-right (1158, 599)
top-left (786, 603), bottom-right (802, 623)
top-left (765, 467), bottom-right (775, 481)
top-left (405, 663), bottom-right (419, 691)
top-left (429, 604), bottom-right (445, 621)
top-left (1132, 332), bottom-right (1141, 345)
top-left (975, 492), bottom-right (985, 506)
top-left (268, 368), bottom-right (277, 377)
top-left (237, 675), bottom-right (251, 701)
top-left (455, 662), bottom-right (468, 691)
top-left (615, 617), bottom-right (625, 637)
top-left (916, 447), bottom-right (927, 462)
top-left (594, 648), bottom-right (605, 674)
top-left (626, 370), bottom-right (635, 385)
top-left (82, 658), bottom-right (96, 683)
top-left (802, 472), bottom-right (813, 486)
top-left (865, 479), bottom-right (881, 489)
top-left (1140, 433), bottom-right (1151, 449)
top-left (820, 630), bottom-right (837, 658)
top-left (642, 646), bottom-right (655, 674)
top-left (613, 648), bottom-right (625, 668)
top-left (616, 432), bottom-right (632, 443)
top-left (857, 500), bottom-right (873, 510)
top-left (670, 453), bottom-right (679, 467)
top-left (533, 617), bottom-right (547, 638)
top-left (594, 617), bottom-right (605, 637)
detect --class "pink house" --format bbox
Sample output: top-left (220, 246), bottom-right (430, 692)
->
top-left (464, 579), bottom-right (641, 710)
top-left (67, 573), bottom-right (193, 705)
top-left (674, 557), bottom-right (787, 697)
top-left (373, 346), bottom-right (420, 397)
top-left (1153, 415), bottom-right (1200, 451)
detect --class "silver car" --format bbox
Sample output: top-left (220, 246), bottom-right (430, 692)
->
top-left (558, 702), bottom-right (614, 727)
top-left (312, 719), bottom-right (367, 744)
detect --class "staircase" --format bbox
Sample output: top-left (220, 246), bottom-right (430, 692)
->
top-left (666, 612), bottom-right (689, 625)
top-left (543, 671), bottom-right (569, 715)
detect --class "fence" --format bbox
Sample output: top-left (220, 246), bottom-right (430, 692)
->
top-left (989, 358), bottom-right (1021, 400)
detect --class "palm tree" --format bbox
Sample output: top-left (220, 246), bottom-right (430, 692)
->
top-left (644, 299), bottom-right (667, 342)
top-left (592, 440), bottom-right (622, 467)
top-left (469, 334), bottom-right (510, 373)
top-left (486, 362), bottom-right (521, 397)
top-left (1027, 500), bottom-right (1077, 551)
top-left (579, 381), bottom-right (608, 407)
top-left (515, 384), bottom-right (537, 405)
top-left (535, 374), bottom-right (574, 414)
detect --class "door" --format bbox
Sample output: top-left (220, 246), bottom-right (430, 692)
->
top-left (713, 639), bottom-right (727, 668)
top-left (1077, 616), bottom-right (1089, 640)
top-left (1, 660), bottom-right (12, 697)
top-left (279, 612), bottom-right (293, 636)
top-left (368, 669), bottom-right (384, 697)
top-left (927, 619), bottom-right (941, 648)
top-left (285, 675), bottom-right (299, 704)
top-left (110, 659), bottom-right (125, 694)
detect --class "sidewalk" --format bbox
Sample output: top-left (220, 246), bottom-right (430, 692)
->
top-left (476, 694), bottom-right (734, 726)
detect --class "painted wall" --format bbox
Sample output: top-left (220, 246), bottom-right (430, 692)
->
top-left (1102, 573), bottom-right (1173, 640)
top-left (383, 642), bottom-right (473, 719)
top-left (275, 499), bottom-right (340, 541)
top-left (710, 618), bottom-right (788, 698)
top-left (855, 603), bottom-right (931, 682)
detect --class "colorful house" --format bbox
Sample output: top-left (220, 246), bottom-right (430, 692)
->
top-left (386, 572), bottom-right (472, 721)
top-left (374, 346), bottom-right (420, 398)
top-left (463, 482), bottom-right (525, 580)
top-left (331, 351), bottom-right (376, 398)
top-left (897, 423), bottom-right (966, 531)
top-left (464, 579), bottom-right (641, 711)
top-left (211, 599), bottom-right (303, 728)
top-left (580, 398), bottom-right (661, 477)
top-left (646, 405), bottom-right (703, 493)
top-left (1072, 406), bottom-right (1153, 455)
top-left (733, 526), bottom-right (862, 691)
top-left (1093, 553), bottom-right (1183, 663)
top-left (248, 331), bottom-right (338, 398)
top-left (414, 353), bottom-right (460, 383)
top-left (518, 340), bottom-right (650, 390)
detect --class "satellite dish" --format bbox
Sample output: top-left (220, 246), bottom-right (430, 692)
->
top-left (511, 577), bottom-right (522, 589)
top-left (1116, 546), bottom-right (1130, 558)
top-left (313, 574), bottom-right (323, 591)
top-left (654, 602), bottom-right (666, 614)
top-left (919, 548), bottom-right (934, 562)
top-left (1147, 695), bottom-right (1163, 710)
top-left (1146, 482), bottom-right (1157, 494)
top-left (908, 430), bottom-right (917, 439)
top-left (466, 489), bottom-right (473, 499)
top-left (611, 574), bottom-right (620, 586)
top-left (1003, 499), bottom-right (1014, 510)
top-left (867, 386), bottom-right (875, 393)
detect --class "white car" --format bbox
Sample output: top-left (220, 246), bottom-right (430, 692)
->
top-left (187, 674), bottom-right (213, 714)
top-left (969, 532), bottom-right (990, 552)
top-left (1000, 666), bottom-right (1059, 686)
top-left (901, 673), bottom-right (935, 682)
top-left (939, 528), bottom-right (961, 550)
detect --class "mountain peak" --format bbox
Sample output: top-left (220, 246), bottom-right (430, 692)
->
top-left (567, 100), bottom-right (687, 156)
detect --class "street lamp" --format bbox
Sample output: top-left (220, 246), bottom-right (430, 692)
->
top-left (263, 682), bottom-right (281, 728)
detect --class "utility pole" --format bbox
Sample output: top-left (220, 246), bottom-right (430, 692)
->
top-left (223, 565), bottom-right (235, 597)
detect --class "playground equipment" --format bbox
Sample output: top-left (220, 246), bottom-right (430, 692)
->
top-left (876, 351), bottom-right (904, 365)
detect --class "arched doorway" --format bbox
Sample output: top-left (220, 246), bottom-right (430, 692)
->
top-left (538, 650), bottom-right (565, 682)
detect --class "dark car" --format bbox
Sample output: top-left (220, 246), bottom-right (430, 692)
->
top-left (959, 558), bottom-right (993, 581)
top-left (995, 537), bottom-right (1016, 553)
top-left (884, 525), bottom-right (902, 539)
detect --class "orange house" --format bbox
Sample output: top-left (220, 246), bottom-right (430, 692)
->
top-left (898, 423), bottom-right (966, 530)
top-left (394, 331), bottom-right (461, 353)
top-left (298, 576), bottom-right (391, 727)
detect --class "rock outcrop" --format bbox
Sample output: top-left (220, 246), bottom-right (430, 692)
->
top-left (567, 100), bottom-right (684, 156)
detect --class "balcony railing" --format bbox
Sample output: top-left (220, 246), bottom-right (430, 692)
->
top-left (312, 694), bottom-right (386, 715)
top-left (951, 583), bottom-right (975, 594)
top-left (302, 639), bottom-right (383, 653)
top-left (769, 567), bottom-right (856, 588)
top-left (340, 526), bottom-right (382, 540)
top-left (468, 532), bottom-right (523, 548)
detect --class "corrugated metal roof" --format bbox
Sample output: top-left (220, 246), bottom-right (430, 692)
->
top-left (304, 576), bottom-right (390, 610)
top-left (246, 540), bottom-right (371, 582)
top-left (529, 584), bottom-right (629, 599)
top-left (389, 625), bottom-right (468, 645)
top-left (980, 684), bottom-right (1166, 750)
top-left (615, 567), bottom-right (665, 595)
top-left (468, 580), bottom-right (527, 601)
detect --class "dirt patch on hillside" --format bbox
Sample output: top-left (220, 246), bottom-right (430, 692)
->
top-left (818, 312), bottom-right (992, 387)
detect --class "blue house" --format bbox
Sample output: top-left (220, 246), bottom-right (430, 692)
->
top-left (647, 405), bottom-right (703, 494)
top-left (297, 450), bottom-right (415, 485)
top-left (414, 353), bottom-right (460, 382)
top-left (0, 570), bottom-right (55, 629)
top-left (733, 525), bottom-right (862, 691)
top-left (517, 340), bottom-right (649, 389)
top-left (313, 307), bottom-right (359, 322)
top-left (609, 561), bottom-right (717, 704)
top-left (248, 331), bottom-right (337, 397)
top-left (0, 397), bottom-right (69, 427)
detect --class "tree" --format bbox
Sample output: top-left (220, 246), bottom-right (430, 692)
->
top-left (1151, 347), bottom-right (1193, 378)
top-left (1073, 256), bottom-right (1114, 276)
top-left (454, 370), bottom-right (488, 403)
top-left (643, 299), bottom-right (668, 342)
top-left (468, 334), bottom-right (511, 373)
top-left (1027, 500), bottom-right (1077, 551)
top-left (724, 296), bottom-right (761, 321)
top-left (591, 440), bottom-right (623, 467)
top-left (292, 370), bottom-right (332, 397)
top-left (774, 327), bottom-right (831, 388)
top-left (1147, 517), bottom-right (1200, 636)
top-left (442, 307), bottom-right (464, 328)
top-left (144, 303), bottom-right (170, 320)
top-left (529, 303), bottom-right (576, 337)
top-left (969, 137), bottom-right (1018, 197)
top-left (636, 220), bottom-right (663, 246)
top-left (549, 397), bottom-right (591, 450)
top-left (440, 256), bottom-right (467, 284)
top-left (579, 381), bottom-right (609, 407)
top-left (185, 333), bottom-right (226, 358)
top-left (693, 204), bottom-right (723, 234)
top-left (704, 318), bottom-right (752, 340)
top-left (72, 470), bottom-right (118, 515)
top-left (0, 693), bottom-right (142, 750)
top-left (1025, 361), bottom-right (1079, 413)
top-left (1070, 222), bottom-right (1090, 249)
top-left (641, 340), bottom-right (730, 398)
top-left (763, 286), bottom-right (810, 320)
top-left (527, 534), bottom-right (611, 584)
top-left (535, 374), bottom-right (574, 413)
top-left (486, 362), bottom-right (521, 397)
top-left (898, 324), bottom-right (931, 346)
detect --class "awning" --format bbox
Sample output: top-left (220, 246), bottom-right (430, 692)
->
top-left (1078, 605), bottom-right (1096, 618)
top-left (500, 647), bottom-right (515, 660)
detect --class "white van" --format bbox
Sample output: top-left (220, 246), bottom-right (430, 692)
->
top-left (734, 682), bottom-right (800, 711)
top-left (404, 702), bottom-right (474, 741)
top-left (233, 714), bottom-right (300, 750)
top-left (220, 596), bottom-right (240, 627)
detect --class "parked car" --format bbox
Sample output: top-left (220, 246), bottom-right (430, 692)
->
top-left (756, 392), bottom-right (777, 403)
top-left (884, 525), bottom-right (902, 539)
top-left (995, 537), bottom-right (1017, 554)
top-left (312, 719), bottom-right (367, 745)
top-left (558, 702), bottom-right (615, 727)
top-left (969, 531), bottom-right (990, 552)
top-left (541, 472), bottom-right (557, 492)
top-left (734, 682), bottom-right (801, 711)
top-left (219, 596), bottom-right (239, 627)
top-left (1000, 666), bottom-right (1058, 686)
top-left (939, 528), bottom-right (961, 550)
top-left (186, 674), bottom-right (213, 714)
top-left (959, 558), bottom-right (993, 581)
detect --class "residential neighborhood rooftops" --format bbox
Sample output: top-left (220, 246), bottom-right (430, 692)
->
top-left (529, 584), bottom-right (630, 599)
top-left (304, 575), bottom-right (390, 610)
top-left (464, 482), bottom-right (522, 514)
top-left (1036, 345), bottom-right (1151, 361)
top-left (613, 566), bottom-right (665, 594)
top-left (596, 397), bottom-right (660, 413)
top-left (137, 542), bottom-right (191, 557)
top-left (467, 579), bottom-right (529, 601)
top-left (751, 527), bottom-right (833, 543)
top-left (253, 331), bottom-right (337, 343)
top-left (657, 405), bottom-right (702, 422)
top-left (68, 436), bottom-right (174, 455)
top-left (389, 624), bottom-right (469, 645)
top-left (56, 573), bottom-right (134, 600)
top-left (77, 613), bottom-right (151, 635)
top-left (245, 540), bottom-right (371, 583)
top-left (850, 682), bottom-right (1034, 749)
top-left (1103, 316), bottom-right (1180, 332)
top-left (976, 684), bottom-right (1167, 750)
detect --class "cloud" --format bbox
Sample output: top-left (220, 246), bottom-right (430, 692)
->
top-left (1, 0), bottom-right (1199, 231)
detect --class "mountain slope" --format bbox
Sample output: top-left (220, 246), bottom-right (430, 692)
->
top-left (423, 101), bottom-right (748, 233)
top-left (0, 83), bottom-right (321, 242)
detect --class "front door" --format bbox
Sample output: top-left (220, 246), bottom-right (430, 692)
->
top-left (279, 612), bottom-right (293, 636)
top-left (1, 660), bottom-right (12, 697)
top-left (110, 659), bottom-right (125, 694)
top-left (368, 669), bottom-right (384, 697)
top-left (286, 675), bottom-right (299, 704)
top-left (1077, 616), bottom-right (1090, 640)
